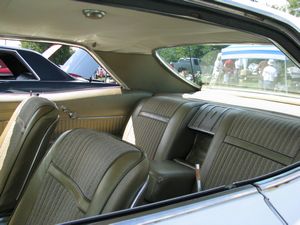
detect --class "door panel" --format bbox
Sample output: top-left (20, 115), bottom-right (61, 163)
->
top-left (0, 102), bottom-right (20, 134)
top-left (0, 87), bottom-right (152, 139)
top-left (54, 115), bottom-right (128, 139)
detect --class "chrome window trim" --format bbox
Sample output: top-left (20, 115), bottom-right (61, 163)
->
top-left (256, 167), bottom-right (300, 191)
top-left (115, 186), bottom-right (259, 224)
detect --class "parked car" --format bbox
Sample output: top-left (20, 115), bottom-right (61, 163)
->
top-left (0, 59), bottom-right (12, 77)
top-left (171, 57), bottom-right (202, 75)
top-left (0, 46), bottom-right (118, 93)
top-left (287, 66), bottom-right (300, 81)
top-left (61, 48), bottom-right (115, 83)
top-left (0, 0), bottom-right (300, 225)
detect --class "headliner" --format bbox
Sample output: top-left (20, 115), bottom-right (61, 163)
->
top-left (0, 0), bottom-right (268, 54)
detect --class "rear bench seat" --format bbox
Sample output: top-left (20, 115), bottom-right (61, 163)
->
top-left (201, 109), bottom-right (300, 189)
top-left (144, 102), bottom-right (300, 202)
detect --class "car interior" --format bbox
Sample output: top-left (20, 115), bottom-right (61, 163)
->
top-left (0, 0), bottom-right (300, 224)
top-left (1, 92), bottom-right (299, 224)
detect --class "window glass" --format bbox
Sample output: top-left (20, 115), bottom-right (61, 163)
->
top-left (0, 53), bottom-right (37, 80)
top-left (156, 44), bottom-right (300, 95)
top-left (20, 41), bottom-right (117, 84)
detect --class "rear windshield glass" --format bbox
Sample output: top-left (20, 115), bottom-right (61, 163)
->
top-left (156, 43), bottom-right (300, 96)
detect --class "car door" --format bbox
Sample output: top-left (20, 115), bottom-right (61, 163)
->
top-left (0, 87), bottom-right (151, 141)
top-left (0, 45), bottom-right (151, 140)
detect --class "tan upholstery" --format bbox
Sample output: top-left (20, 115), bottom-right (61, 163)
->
top-left (9, 129), bottom-right (149, 225)
top-left (122, 96), bottom-right (202, 160)
top-left (0, 97), bottom-right (59, 212)
top-left (201, 110), bottom-right (300, 189)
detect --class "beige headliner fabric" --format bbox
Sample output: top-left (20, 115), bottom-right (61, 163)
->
top-left (0, 0), bottom-right (267, 54)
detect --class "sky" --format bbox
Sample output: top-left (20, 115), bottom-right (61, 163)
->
top-left (0, 39), bottom-right (21, 47)
top-left (255, 0), bottom-right (289, 8)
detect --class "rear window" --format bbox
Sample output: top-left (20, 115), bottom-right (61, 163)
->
top-left (156, 43), bottom-right (300, 96)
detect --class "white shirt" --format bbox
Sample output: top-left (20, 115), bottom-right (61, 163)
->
top-left (262, 66), bottom-right (278, 81)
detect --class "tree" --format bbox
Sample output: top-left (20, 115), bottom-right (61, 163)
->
top-left (157, 44), bottom-right (224, 63)
top-left (288, 0), bottom-right (300, 16)
top-left (21, 41), bottom-right (72, 65)
top-left (49, 46), bottom-right (72, 65)
top-left (21, 42), bottom-right (50, 53)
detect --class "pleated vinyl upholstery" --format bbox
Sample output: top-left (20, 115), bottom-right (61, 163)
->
top-left (52, 130), bottom-right (133, 199)
top-left (122, 96), bottom-right (201, 160)
top-left (140, 97), bottom-right (183, 117)
top-left (127, 116), bottom-right (167, 159)
top-left (10, 129), bottom-right (148, 225)
top-left (203, 111), bottom-right (300, 189)
top-left (228, 114), bottom-right (300, 157)
top-left (25, 174), bottom-right (83, 225)
top-left (203, 143), bottom-right (283, 189)
top-left (53, 116), bottom-right (128, 139)
top-left (188, 104), bottom-right (231, 134)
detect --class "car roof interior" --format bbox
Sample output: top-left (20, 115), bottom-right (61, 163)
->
top-left (0, 0), bottom-right (269, 54)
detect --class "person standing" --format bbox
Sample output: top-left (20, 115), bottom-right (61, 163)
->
top-left (223, 59), bottom-right (234, 85)
top-left (234, 59), bottom-right (243, 84)
top-left (258, 60), bottom-right (268, 89)
top-left (262, 59), bottom-right (278, 91)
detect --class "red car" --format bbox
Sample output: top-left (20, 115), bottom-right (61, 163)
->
top-left (0, 59), bottom-right (12, 77)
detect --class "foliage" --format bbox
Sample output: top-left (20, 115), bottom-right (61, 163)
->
top-left (157, 44), bottom-right (224, 64)
top-left (21, 41), bottom-right (72, 65)
top-left (288, 0), bottom-right (300, 16)
top-left (49, 46), bottom-right (72, 65)
top-left (21, 42), bottom-right (50, 53)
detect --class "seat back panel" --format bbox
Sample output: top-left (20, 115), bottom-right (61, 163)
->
top-left (202, 110), bottom-right (300, 189)
top-left (123, 96), bottom-right (203, 160)
top-left (9, 129), bottom-right (148, 225)
top-left (0, 97), bottom-right (59, 211)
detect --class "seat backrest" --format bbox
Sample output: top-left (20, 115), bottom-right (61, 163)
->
top-left (122, 96), bottom-right (202, 160)
top-left (201, 110), bottom-right (300, 189)
top-left (0, 96), bottom-right (59, 211)
top-left (9, 129), bottom-right (149, 225)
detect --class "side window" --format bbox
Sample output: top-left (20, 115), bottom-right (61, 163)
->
top-left (157, 45), bottom-right (223, 86)
top-left (60, 48), bottom-right (116, 83)
top-left (21, 42), bottom-right (117, 84)
top-left (157, 44), bottom-right (300, 95)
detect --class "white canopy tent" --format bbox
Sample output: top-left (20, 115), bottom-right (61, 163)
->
top-left (221, 44), bottom-right (288, 91)
top-left (221, 44), bottom-right (286, 60)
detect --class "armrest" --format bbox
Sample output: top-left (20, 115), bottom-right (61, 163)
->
top-left (144, 160), bottom-right (195, 203)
